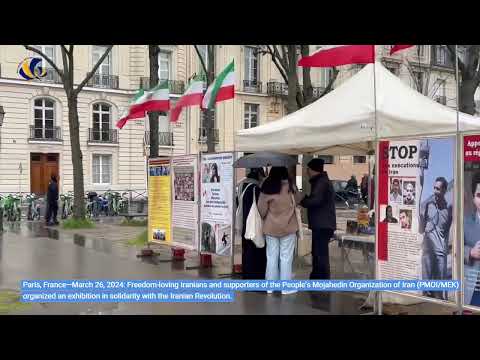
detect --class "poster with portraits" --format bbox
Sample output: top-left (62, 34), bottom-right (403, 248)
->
top-left (377, 137), bottom-right (455, 301)
top-left (171, 155), bottom-right (199, 250)
top-left (200, 152), bottom-right (234, 256)
top-left (463, 135), bottom-right (480, 308)
top-left (148, 158), bottom-right (172, 244)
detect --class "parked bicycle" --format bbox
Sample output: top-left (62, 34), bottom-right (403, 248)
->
top-left (26, 193), bottom-right (42, 221)
top-left (85, 192), bottom-right (100, 219)
top-left (3, 194), bottom-right (22, 222)
top-left (60, 191), bottom-right (74, 219)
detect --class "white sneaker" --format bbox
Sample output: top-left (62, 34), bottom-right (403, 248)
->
top-left (282, 290), bottom-right (298, 295)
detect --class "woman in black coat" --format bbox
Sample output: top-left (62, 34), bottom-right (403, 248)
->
top-left (239, 168), bottom-right (267, 279)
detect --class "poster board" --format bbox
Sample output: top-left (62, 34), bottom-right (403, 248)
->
top-left (377, 136), bottom-right (456, 303)
top-left (199, 152), bottom-right (234, 256)
top-left (171, 155), bottom-right (199, 250)
top-left (463, 134), bottom-right (480, 309)
top-left (148, 158), bottom-right (172, 244)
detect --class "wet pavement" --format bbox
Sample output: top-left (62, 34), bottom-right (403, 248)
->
top-left (0, 213), bottom-right (458, 315)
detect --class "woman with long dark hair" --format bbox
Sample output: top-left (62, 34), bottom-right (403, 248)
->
top-left (257, 167), bottom-right (302, 295)
top-left (210, 163), bottom-right (220, 183)
top-left (237, 167), bottom-right (267, 279)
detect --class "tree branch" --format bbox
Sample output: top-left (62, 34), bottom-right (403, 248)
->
top-left (74, 45), bottom-right (113, 95)
top-left (23, 45), bottom-right (63, 79)
top-left (266, 45), bottom-right (288, 84)
top-left (68, 45), bottom-right (74, 56)
top-left (319, 67), bottom-right (339, 96)
top-left (194, 45), bottom-right (208, 79)
top-left (60, 46), bottom-right (70, 89)
top-left (446, 45), bottom-right (465, 73)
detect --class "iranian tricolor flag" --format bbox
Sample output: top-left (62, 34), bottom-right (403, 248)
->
top-left (130, 81), bottom-right (170, 114)
top-left (201, 60), bottom-right (235, 109)
top-left (116, 89), bottom-right (148, 129)
top-left (390, 45), bottom-right (414, 55)
top-left (298, 45), bottom-right (375, 67)
top-left (170, 78), bottom-right (205, 122)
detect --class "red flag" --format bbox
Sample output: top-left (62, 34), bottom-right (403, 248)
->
top-left (298, 45), bottom-right (375, 68)
top-left (116, 110), bottom-right (145, 129)
top-left (390, 45), bottom-right (414, 55)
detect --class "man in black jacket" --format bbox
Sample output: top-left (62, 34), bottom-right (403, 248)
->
top-left (45, 175), bottom-right (59, 226)
top-left (300, 158), bottom-right (336, 279)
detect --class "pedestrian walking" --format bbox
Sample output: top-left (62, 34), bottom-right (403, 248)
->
top-left (237, 168), bottom-right (267, 280)
top-left (257, 167), bottom-right (302, 295)
top-left (45, 175), bottom-right (59, 226)
top-left (299, 158), bottom-right (336, 279)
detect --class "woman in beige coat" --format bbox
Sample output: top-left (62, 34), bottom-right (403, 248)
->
top-left (257, 167), bottom-right (303, 294)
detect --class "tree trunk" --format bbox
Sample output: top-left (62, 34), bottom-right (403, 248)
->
top-left (459, 77), bottom-right (478, 115)
top-left (205, 45), bottom-right (216, 153)
top-left (149, 45), bottom-right (160, 158)
top-left (286, 45), bottom-right (298, 114)
top-left (301, 45), bottom-right (314, 106)
top-left (67, 95), bottom-right (86, 219)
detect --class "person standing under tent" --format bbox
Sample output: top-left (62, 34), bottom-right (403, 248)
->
top-left (237, 168), bottom-right (266, 280)
top-left (258, 167), bottom-right (302, 295)
top-left (299, 158), bottom-right (337, 280)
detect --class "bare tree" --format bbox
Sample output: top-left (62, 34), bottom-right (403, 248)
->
top-left (446, 45), bottom-right (480, 115)
top-left (24, 45), bottom-right (113, 219)
top-left (194, 45), bottom-right (216, 153)
top-left (148, 45), bottom-right (160, 158)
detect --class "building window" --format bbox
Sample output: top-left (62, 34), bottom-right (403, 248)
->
top-left (158, 51), bottom-right (171, 81)
top-left (33, 98), bottom-right (55, 139)
top-left (319, 68), bottom-right (332, 88)
top-left (245, 46), bottom-right (259, 84)
top-left (92, 154), bottom-right (112, 185)
top-left (92, 103), bottom-right (111, 141)
top-left (417, 45), bottom-right (425, 57)
top-left (197, 45), bottom-right (208, 76)
top-left (244, 103), bottom-right (259, 129)
top-left (33, 45), bottom-right (56, 70)
top-left (93, 45), bottom-right (111, 76)
top-left (353, 156), bottom-right (366, 164)
top-left (435, 45), bottom-right (448, 66)
top-left (318, 155), bottom-right (334, 164)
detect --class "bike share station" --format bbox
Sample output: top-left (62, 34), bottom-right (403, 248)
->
top-left (235, 62), bottom-right (480, 314)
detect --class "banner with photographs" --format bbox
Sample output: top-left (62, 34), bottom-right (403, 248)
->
top-left (200, 153), bottom-right (234, 256)
top-left (378, 137), bottom-right (455, 301)
top-left (171, 155), bottom-right (199, 250)
top-left (148, 158), bottom-right (172, 244)
top-left (463, 135), bottom-right (480, 308)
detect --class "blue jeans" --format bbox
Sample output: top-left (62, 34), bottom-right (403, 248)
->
top-left (265, 233), bottom-right (296, 281)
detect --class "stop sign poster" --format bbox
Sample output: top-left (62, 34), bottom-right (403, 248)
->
top-left (377, 137), bottom-right (455, 302)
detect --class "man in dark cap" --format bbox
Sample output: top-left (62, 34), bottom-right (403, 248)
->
top-left (45, 174), bottom-right (59, 226)
top-left (299, 158), bottom-right (336, 279)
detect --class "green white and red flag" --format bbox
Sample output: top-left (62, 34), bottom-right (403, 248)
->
top-left (170, 78), bottom-right (205, 122)
top-left (201, 60), bottom-right (235, 109)
top-left (116, 89), bottom-right (148, 129)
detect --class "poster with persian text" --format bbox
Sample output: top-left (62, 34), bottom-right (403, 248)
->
top-left (171, 155), bottom-right (199, 250)
top-left (148, 158), bottom-right (172, 244)
top-left (377, 137), bottom-right (455, 302)
top-left (200, 152), bottom-right (234, 256)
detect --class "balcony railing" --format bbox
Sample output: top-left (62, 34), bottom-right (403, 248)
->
top-left (267, 82), bottom-right (289, 97)
top-left (243, 80), bottom-right (262, 93)
top-left (87, 74), bottom-right (119, 89)
top-left (88, 128), bottom-right (118, 144)
top-left (198, 127), bottom-right (219, 144)
top-left (140, 78), bottom-right (185, 94)
top-left (144, 131), bottom-right (174, 146)
top-left (267, 82), bottom-right (326, 99)
top-left (435, 96), bottom-right (447, 105)
top-left (29, 125), bottom-right (62, 141)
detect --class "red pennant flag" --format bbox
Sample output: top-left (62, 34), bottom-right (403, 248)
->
top-left (390, 45), bottom-right (414, 55)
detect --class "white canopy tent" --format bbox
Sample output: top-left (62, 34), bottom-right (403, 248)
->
top-left (235, 62), bottom-right (480, 155)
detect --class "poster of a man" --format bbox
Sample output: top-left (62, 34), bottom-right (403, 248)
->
top-left (390, 178), bottom-right (402, 203)
top-left (399, 209), bottom-right (412, 230)
top-left (464, 171), bottom-right (480, 306)
top-left (403, 181), bottom-right (416, 206)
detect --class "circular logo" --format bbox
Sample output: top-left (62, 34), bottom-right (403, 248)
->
top-left (17, 57), bottom-right (47, 80)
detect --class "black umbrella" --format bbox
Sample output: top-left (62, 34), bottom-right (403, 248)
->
top-left (233, 152), bottom-right (298, 168)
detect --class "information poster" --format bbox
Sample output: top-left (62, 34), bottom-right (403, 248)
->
top-left (148, 158), bottom-right (172, 244)
top-left (378, 137), bottom-right (455, 301)
top-left (171, 155), bottom-right (199, 250)
top-left (200, 152), bottom-right (234, 256)
top-left (463, 135), bottom-right (480, 308)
